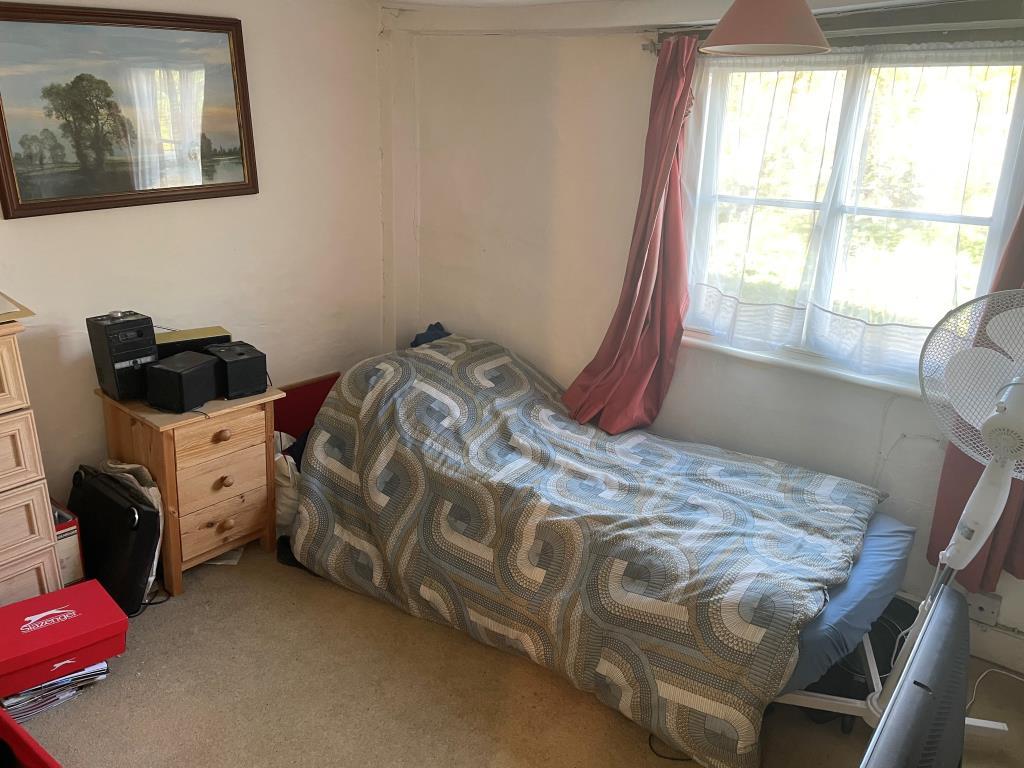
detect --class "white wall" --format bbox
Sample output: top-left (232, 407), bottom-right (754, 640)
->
top-left (390, 31), bottom-right (1024, 664)
top-left (0, 0), bottom-right (384, 500)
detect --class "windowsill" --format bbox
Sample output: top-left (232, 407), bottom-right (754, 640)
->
top-left (681, 332), bottom-right (924, 399)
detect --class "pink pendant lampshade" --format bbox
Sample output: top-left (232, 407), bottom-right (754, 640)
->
top-left (701, 0), bottom-right (830, 56)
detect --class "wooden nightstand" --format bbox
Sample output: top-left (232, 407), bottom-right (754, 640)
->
top-left (97, 388), bottom-right (285, 595)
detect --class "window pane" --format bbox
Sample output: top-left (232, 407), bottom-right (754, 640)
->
top-left (850, 65), bottom-right (1021, 217)
top-left (707, 202), bottom-right (817, 305)
top-left (828, 215), bottom-right (989, 326)
top-left (717, 69), bottom-right (846, 201)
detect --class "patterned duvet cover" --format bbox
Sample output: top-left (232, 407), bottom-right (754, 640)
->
top-left (291, 337), bottom-right (882, 768)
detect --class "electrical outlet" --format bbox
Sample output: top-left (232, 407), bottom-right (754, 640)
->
top-left (967, 592), bottom-right (1002, 627)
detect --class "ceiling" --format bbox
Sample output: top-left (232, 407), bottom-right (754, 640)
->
top-left (393, 0), bottom-right (602, 5)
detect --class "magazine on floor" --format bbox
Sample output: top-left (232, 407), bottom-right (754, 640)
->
top-left (1, 662), bottom-right (108, 722)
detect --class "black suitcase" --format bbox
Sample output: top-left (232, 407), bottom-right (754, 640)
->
top-left (68, 466), bottom-right (162, 616)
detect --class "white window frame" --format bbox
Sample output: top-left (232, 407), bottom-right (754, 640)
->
top-left (682, 43), bottom-right (1024, 389)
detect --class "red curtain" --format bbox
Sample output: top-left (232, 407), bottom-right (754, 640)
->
top-left (927, 207), bottom-right (1024, 592)
top-left (562, 36), bottom-right (698, 435)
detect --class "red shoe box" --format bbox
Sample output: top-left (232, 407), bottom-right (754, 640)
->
top-left (0, 708), bottom-right (60, 767)
top-left (0, 581), bottom-right (127, 699)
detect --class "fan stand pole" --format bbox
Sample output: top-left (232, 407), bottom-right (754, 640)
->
top-left (866, 564), bottom-right (1008, 736)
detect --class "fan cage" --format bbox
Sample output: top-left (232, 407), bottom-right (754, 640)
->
top-left (920, 290), bottom-right (1024, 480)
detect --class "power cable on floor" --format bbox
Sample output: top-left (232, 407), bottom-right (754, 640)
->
top-left (967, 667), bottom-right (1024, 713)
top-left (648, 734), bottom-right (694, 762)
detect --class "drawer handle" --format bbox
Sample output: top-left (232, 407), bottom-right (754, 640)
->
top-left (214, 428), bottom-right (233, 443)
top-left (218, 518), bottom-right (237, 533)
top-left (220, 475), bottom-right (235, 489)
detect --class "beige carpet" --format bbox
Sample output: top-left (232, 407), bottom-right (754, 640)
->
top-left (24, 544), bottom-right (1024, 767)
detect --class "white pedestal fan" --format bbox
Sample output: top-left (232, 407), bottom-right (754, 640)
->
top-left (777, 288), bottom-right (1024, 736)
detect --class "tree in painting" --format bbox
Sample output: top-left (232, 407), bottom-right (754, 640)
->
top-left (38, 128), bottom-right (66, 165)
top-left (200, 132), bottom-right (214, 163)
top-left (40, 74), bottom-right (130, 177)
top-left (16, 133), bottom-right (43, 167)
top-left (17, 128), bottom-right (68, 167)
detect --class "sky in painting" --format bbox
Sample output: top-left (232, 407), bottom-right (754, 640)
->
top-left (0, 21), bottom-right (243, 153)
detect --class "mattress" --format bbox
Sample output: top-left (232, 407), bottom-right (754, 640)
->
top-left (784, 513), bottom-right (916, 693)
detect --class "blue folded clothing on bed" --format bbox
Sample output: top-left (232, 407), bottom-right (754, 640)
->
top-left (785, 513), bottom-right (916, 693)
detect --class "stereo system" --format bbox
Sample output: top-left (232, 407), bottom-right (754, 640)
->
top-left (86, 313), bottom-right (267, 412)
top-left (86, 311), bottom-right (158, 401)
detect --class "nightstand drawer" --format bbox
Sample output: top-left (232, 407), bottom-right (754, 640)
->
top-left (177, 443), bottom-right (267, 516)
top-left (0, 410), bottom-right (43, 494)
top-left (174, 405), bottom-right (266, 469)
top-left (0, 546), bottom-right (60, 607)
top-left (0, 336), bottom-right (29, 416)
top-left (179, 487), bottom-right (268, 562)
top-left (0, 480), bottom-right (53, 563)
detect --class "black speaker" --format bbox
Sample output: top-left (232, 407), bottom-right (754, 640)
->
top-left (205, 341), bottom-right (267, 399)
top-left (145, 351), bottom-right (217, 413)
top-left (86, 311), bottom-right (158, 401)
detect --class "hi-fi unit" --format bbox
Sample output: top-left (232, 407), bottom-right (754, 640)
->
top-left (86, 311), bottom-right (157, 401)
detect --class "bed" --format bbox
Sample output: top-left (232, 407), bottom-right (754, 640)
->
top-left (287, 337), bottom-right (911, 768)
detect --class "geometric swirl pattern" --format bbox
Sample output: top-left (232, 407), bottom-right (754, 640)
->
top-left (291, 337), bottom-right (882, 768)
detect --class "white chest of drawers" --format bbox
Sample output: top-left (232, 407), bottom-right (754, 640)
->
top-left (0, 322), bottom-right (60, 606)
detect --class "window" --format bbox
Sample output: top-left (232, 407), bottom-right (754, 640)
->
top-left (684, 44), bottom-right (1024, 381)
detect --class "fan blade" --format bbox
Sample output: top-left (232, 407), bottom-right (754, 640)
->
top-left (986, 306), bottom-right (1024, 364)
top-left (945, 347), bottom-right (1017, 429)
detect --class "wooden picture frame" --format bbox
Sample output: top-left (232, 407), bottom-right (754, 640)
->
top-left (0, 2), bottom-right (258, 219)
top-left (0, 290), bottom-right (32, 322)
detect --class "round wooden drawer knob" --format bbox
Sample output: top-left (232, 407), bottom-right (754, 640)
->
top-left (219, 518), bottom-right (237, 532)
top-left (214, 428), bottom-right (232, 442)
top-left (221, 475), bottom-right (235, 489)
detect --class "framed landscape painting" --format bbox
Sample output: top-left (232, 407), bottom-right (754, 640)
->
top-left (0, 3), bottom-right (258, 218)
